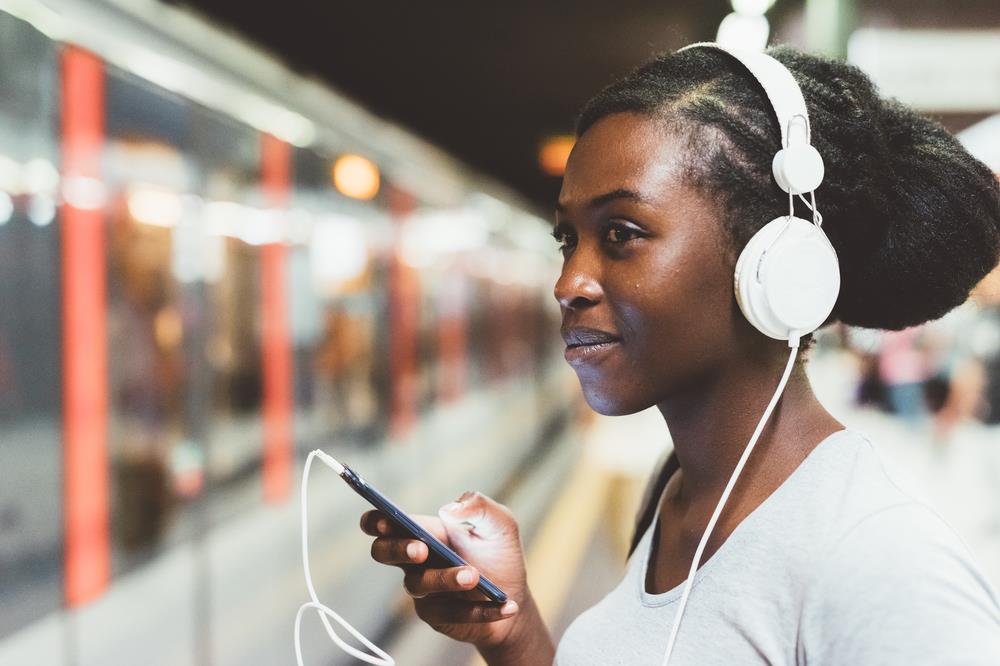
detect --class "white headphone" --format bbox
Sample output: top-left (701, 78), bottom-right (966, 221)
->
top-left (680, 42), bottom-right (840, 344)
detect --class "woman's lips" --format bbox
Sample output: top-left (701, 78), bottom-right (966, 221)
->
top-left (561, 327), bottom-right (621, 365)
top-left (564, 339), bottom-right (620, 365)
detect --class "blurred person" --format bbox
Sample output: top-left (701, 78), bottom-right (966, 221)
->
top-left (107, 210), bottom-right (180, 554)
top-left (314, 301), bottom-right (376, 436)
top-left (933, 357), bottom-right (986, 434)
top-left (981, 315), bottom-right (1000, 425)
top-left (971, 267), bottom-right (1000, 425)
top-left (877, 326), bottom-right (933, 425)
top-left (313, 306), bottom-right (354, 430)
top-left (916, 266), bottom-right (1000, 446)
top-left (854, 349), bottom-right (886, 406)
top-left (923, 301), bottom-right (990, 445)
top-left (358, 45), bottom-right (1000, 664)
top-left (840, 325), bottom-right (891, 411)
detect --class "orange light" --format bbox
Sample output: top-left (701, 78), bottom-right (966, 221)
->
top-left (332, 154), bottom-right (380, 200)
top-left (538, 135), bottom-right (575, 177)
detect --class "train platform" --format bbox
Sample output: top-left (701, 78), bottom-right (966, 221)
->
top-left (3, 1), bottom-right (1000, 664)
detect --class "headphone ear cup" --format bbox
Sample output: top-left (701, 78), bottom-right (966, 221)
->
top-left (772, 144), bottom-right (825, 195)
top-left (734, 217), bottom-right (841, 340)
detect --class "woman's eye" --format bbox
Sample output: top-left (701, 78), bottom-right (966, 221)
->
top-left (605, 222), bottom-right (641, 244)
top-left (551, 227), bottom-right (576, 252)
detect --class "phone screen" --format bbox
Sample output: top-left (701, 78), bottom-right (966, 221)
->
top-left (340, 465), bottom-right (508, 604)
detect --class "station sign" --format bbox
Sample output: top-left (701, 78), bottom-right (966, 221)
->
top-left (848, 28), bottom-right (1000, 113)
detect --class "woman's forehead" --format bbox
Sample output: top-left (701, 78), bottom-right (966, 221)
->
top-left (560, 114), bottom-right (690, 213)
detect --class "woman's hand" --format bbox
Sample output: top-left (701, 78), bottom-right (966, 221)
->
top-left (360, 491), bottom-right (550, 659)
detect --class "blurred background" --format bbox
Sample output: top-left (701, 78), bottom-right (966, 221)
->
top-left (0, 0), bottom-right (998, 664)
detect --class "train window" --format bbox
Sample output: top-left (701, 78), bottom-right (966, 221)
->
top-left (186, 105), bottom-right (265, 523)
top-left (104, 67), bottom-right (269, 572)
top-left (0, 13), bottom-right (63, 640)
top-left (104, 69), bottom-right (199, 572)
top-left (291, 147), bottom-right (390, 447)
top-left (288, 148), bottom-right (328, 446)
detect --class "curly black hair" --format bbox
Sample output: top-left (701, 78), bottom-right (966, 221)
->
top-left (577, 45), bottom-right (1000, 331)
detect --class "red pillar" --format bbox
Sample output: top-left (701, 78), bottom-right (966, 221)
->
top-left (437, 275), bottom-right (468, 402)
top-left (388, 187), bottom-right (419, 436)
top-left (61, 46), bottom-right (109, 607)
top-left (260, 134), bottom-right (293, 503)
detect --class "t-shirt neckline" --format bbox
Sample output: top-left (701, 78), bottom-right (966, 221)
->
top-left (638, 428), bottom-right (849, 607)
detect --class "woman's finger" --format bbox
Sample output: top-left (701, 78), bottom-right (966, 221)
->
top-left (360, 511), bottom-right (449, 541)
top-left (403, 566), bottom-right (479, 598)
top-left (413, 597), bottom-right (519, 625)
top-left (370, 537), bottom-right (428, 565)
top-left (360, 510), bottom-right (395, 537)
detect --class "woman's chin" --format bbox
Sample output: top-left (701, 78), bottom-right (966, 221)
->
top-left (579, 384), bottom-right (651, 417)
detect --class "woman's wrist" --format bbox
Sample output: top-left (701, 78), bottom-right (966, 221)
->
top-left (478, 592), bottom-right (554, 666)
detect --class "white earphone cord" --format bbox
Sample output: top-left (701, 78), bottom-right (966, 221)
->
top-left (295, 451), bottom-right (395, 666)
top-left (660, 338), bottom-right (800, 666)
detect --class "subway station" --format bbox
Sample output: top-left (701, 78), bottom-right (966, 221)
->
top-left (1, 1), bottom-right (999, 664)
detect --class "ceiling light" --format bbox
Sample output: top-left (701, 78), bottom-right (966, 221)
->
top-left (332, 154), bottom-right (380, 200)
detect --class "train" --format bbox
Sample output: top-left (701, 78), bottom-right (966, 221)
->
top-left (0, 0), bottom-right (577, 663)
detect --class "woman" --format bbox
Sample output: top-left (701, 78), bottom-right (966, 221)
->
top-left (359, 44), bottom-right (1000, 664)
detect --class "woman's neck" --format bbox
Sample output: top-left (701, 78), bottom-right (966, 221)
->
top-left (656, 356), bottom-right (842, 510)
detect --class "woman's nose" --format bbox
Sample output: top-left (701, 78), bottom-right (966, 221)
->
top-left (554, 251), bottom-right (603, 310)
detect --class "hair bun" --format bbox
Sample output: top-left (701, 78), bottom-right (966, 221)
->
top-left (773, 49), bottom-right (1000, 330)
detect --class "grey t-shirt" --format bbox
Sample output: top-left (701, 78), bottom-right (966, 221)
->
top-left (556, 429), bottom-right (1000, 665)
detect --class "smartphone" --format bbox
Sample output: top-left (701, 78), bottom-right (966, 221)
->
top-left (336, 460), bottom-right (508, 604)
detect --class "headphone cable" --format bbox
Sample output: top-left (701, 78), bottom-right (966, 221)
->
top-left (295, 451), bottom-right (395, 666)
top-left (660, 336), bottom-right (800, 665)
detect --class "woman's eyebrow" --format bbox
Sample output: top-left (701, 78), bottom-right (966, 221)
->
top-left (555, 188), bottom-right (651, 215)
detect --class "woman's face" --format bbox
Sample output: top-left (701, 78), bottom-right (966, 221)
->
top-left (554, 112), bottom-right (743, 415)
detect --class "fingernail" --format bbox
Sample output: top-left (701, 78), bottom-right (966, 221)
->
top-left (456, 569), bottom-right (475, 585)
top-left (406, 542), bottom-right (420, 559)
top-left (500, 600), bottom-right (518, 616)
top-left (440, 502), bottom-right (462, 514)
top-left (376, 519), bottom-right (388, 534)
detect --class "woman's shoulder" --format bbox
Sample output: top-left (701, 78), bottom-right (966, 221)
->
top-left (806, 429), bottom-right (987, 584)
top-left (797, 499), bottom-right (1000, 663)
top-left (775, 428), bottom-right (991, 586)
top-left (789, 429), bottom-right (931, 533)
top-left (794, 430), bottom-right (1000, 664)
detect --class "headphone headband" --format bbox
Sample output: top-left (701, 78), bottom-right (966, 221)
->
top-left (678, 42), bottom-right (811, 147)
top-left (676, 41), bottom-right (838, 343)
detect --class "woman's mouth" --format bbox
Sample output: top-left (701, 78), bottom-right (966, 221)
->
top-left (562, 327), bottom-right (621, 365)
